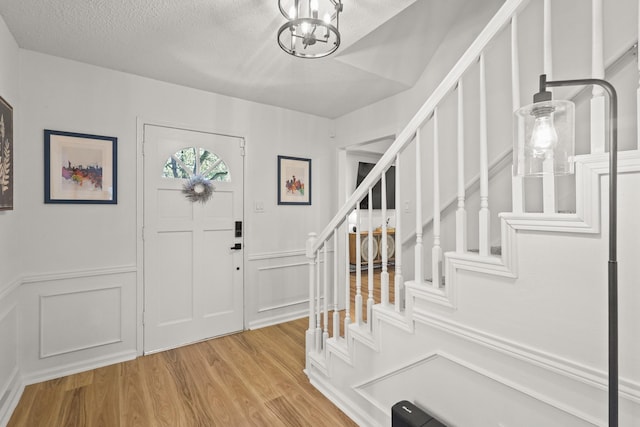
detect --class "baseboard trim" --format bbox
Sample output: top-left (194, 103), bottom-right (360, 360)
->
top-left (247, 308), bottom-right (308, 330)
top-left (309, 371), bottom-right (383, 427)
top-left (21, 350), bottom-right (137, 386)
top-left (0, 367), bottom-right (22, 427)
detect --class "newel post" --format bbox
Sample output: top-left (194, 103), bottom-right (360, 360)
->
top-left (305, 232), bottom-right (318, 372)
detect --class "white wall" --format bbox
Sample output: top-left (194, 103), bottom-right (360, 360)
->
top-left (333, 0), bottom-right (505, 146)
top-left (0, 14), bottom-right (21, 427)
top-left (0, 16), bottom-right (19, 289)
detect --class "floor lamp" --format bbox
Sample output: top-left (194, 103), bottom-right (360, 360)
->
top-left (514, 74), bottom-right (619, 426)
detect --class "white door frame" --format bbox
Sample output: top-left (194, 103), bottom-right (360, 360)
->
top-left (135, 117), bottom-right (247, 355)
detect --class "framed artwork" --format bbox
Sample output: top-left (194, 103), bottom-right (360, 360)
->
top-left (44, 130), bottom-right (117, 204)
top-left (277, 155), bottom-right (311, 205)
top-left (0, 96), bottom-right (13, 211)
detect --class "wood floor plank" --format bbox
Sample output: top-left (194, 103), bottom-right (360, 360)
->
top-left (139, 353), bottom-right (185, 427)
top-left (62, 370), bottom-right (94, 392)
top-left (22, 385), bottom-right (66, 426)
top-left (197, 338), bottom-right (279, 426)
top-left (120, 358), bottom-right (154, 427)
top-left (84, 364), bottom-right (121, 427)
top-left (55, 387), bottom-right (88, 427)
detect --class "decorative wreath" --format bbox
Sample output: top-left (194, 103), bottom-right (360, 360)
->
top-left (182, 174), bottom-right (215, 203)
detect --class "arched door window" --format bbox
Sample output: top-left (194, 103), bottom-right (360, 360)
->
top-left (162, 147), bottom-right (231, 181)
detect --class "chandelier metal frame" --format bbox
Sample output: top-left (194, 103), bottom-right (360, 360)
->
top-left (277, 0), bottom-right (344, 59)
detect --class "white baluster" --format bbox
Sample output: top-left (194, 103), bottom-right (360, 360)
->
top-left (591, 0), bottom-right (606, 154)
top-left (638, 1), bottom-right (640, 150)
top-left (344, 215), bottom-right (351, 334)
top-left (479, 54), bottom-right (491, 257)
top-left (315, 251), bottom-right (321, 353)
top-left (322, 243), bottom-right (329, 353)
top-left (355, 203), bottom-right (362, 325)
top-left (367, 188), bottom-right (374, 329)
top-left (394, 153), bottom-right (404, 312)
top-left (542, 0), bottom-right (556, 213)
top-left (305, 232), bottom-right (317, 367)
top-left (432, 108), bottom-right (442, 287)
top-left (381, 171), bottom-right (390, 306)
top-left (511, 15), bottom-right (525, 213)
top-left (456, 80), bottom-right (468, 252)
top-left (414, 130), bottom-right (424, 284)
top-left (333, 229), bottom-right (340, 339)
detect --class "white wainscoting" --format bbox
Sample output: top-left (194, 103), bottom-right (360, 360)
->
top-left (0, 298), bottom-right (20, 427)
top-left (355, 352), bottom-right (600, 427)
top-left (247, 250), bottom-right (330, 329)
top-left (40, 286), bottom-right (123, 358)
top-left (19, 266), bottom-right (137, 385)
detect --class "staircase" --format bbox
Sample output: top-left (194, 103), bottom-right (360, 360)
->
top-left (303, 0), bottom-right (640, 426)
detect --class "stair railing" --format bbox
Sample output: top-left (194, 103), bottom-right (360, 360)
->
top-left (305, 0), bottom-right (620, 366)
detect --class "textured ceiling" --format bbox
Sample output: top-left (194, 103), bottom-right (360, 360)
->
top-left (1, 0), bottom-right (471, 118)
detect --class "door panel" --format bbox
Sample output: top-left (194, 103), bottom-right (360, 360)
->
top-left (143, 124), bottom-right (244, 354)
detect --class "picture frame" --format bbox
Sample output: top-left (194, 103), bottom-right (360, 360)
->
top-left (277, 155), bottom-right (311, 205)
top-left (44, 130), bottom-right (117, 204)
top-left (0, 96), bottom-right (13, 211)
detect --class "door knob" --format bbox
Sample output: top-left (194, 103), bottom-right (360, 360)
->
top-left (230, 243), bottom-right (242, 250)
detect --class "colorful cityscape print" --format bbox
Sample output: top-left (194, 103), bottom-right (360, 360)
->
top-left (61, 160), bottom-right (103, 190)
top-left (285, 175), bottom-right (304, 196)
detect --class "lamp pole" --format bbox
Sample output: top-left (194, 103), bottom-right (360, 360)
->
top-left (536, 74), bottom-right (618, 426)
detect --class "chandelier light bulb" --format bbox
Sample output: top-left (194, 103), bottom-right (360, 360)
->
top-left (301, 21), bottom-right (311, 35)
top-left (289, 5), bottom-right (297, 19)
top-left (323, 12), bottom-right (331, 24)
top-left (310, 0), bottom-right (319, 13)
top-left (529, 114), bottom-right (558, 159)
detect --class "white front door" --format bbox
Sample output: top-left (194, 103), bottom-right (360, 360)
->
top-left (143, 124), bottom-right (244, 354)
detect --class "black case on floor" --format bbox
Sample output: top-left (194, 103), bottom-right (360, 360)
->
top-left (391, 400), bottom-right (446, 427)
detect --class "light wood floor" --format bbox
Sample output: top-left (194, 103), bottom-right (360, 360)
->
top-left (8, 318), bottom-right (357, 427)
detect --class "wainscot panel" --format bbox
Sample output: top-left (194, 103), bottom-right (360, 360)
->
top-left (355, 352), bottom-right (600, 427)
top-left (247, 250), bottom-right (331, 329)
top-left (19, 266), bottom-right (137, 384)
top-left (40, 286), bottom-right (122, 358)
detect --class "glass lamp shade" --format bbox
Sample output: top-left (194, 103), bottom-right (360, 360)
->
top-left (513, 99), bottom-right (575, 176)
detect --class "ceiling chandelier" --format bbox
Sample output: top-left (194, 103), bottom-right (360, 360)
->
top-left (277, 0), bottom-right (343, 59)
